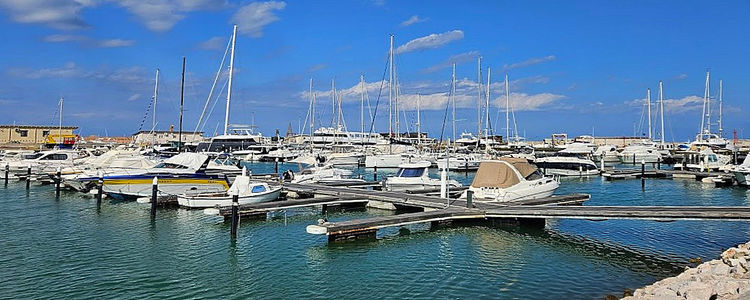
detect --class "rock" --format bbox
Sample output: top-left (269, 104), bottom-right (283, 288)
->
top-left (603, 294), bottom-right (617, 300)
top-left (680, 282), bottom-right (716, 299)
top-left (689, 257), bottom-right (704, 264)
top-left (713, 280), bottom-right (742, 298)
top-left (623, 288), bottom-right (633, 297)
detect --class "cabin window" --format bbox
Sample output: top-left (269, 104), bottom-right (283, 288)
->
top-left (708, 155), bottom-right (718, 163)
top-left (525, 170), bottom-right (544, 181)
top-left (18, 130), bottom-right (28, 137)
top-left (398, 168), bottom-right (424, 177)
top-left (42, 130), bottom-right (50, 136)
top-left (153, 162), bottom-right (189, 169)
top-left (251, 185), bottom-right (266, 193)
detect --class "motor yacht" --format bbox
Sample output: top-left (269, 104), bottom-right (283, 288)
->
top-left (385, 161), bottom-right (461, 192)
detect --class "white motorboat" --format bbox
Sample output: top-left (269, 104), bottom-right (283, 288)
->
top-left (592, 145), bottom-right (620, 163)
top-left (5, 149), bottom-right (79, 177)
top-left (733, 156), bottom-right (750, 186)
top-left (454, 132), bottom-right (478, 146)
top-left (675, 147), bottom-right (730, 172)
top-left (364, 153), bottom-right (414, 168)
top-left (259, 148), bottom-right (299, 162)
top-left (558, 142), bottom-right (595, 156)
top-left (289, 164), bottom-right (365, 185)
top-left (80, 152), bottom-right (230, 199)
top-left (385, 161), bottom-right (461, 192)
top-left (177, 172), bottom-right (280, 208)
top-left (535, 156), bottom-right (600, 176)
top-left (462, 158), bottom-right (559, 202)
top-left (436, 153), bottom-right (482, 171)
top-left (618, 145), bottom-right (662, 164)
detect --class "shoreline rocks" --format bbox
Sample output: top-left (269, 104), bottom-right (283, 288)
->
top-left (621, 241), bottom-right (750, 299)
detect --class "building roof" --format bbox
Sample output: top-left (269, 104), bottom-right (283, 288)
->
top-left (132, 130), bottom-right (204, 135)
top-left (0, 125), bottom-right (78, 129)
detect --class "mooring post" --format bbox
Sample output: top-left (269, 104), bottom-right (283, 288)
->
top-left (440, 167), bottom-right (447, 199)
top-left (321, 204), bottom-right (328, 215)
top-left (734, 151), bottom-right (738, 165)
top-left (657, 157), bottom-right (661, 170)
top-left (55, 167), bottom-right (61, 198)
top-left (578, 165), bottom-right (583, 177)
top-left (150, 176), bottom-right (158, 218)
top-left (466, 190), bottom-right (473, 208)
top-left (96, 171), bottom-right (103, 207)
top-left (274, 158), bottom-right (279, 174)
top-left (26, 165), bottom-right (31, 189)
top-left (230, 194), bottom-right (239, 238)
top-left (632, 154), bottom-right (636, 165)
top-left (600, 154), bottom-right (605, 172)
top-left (4, 163), bottom-right (8, 186)
top-left (373, 165), bottom-right (378, 181)
top-left (641, 160), bottom-right (645, 187)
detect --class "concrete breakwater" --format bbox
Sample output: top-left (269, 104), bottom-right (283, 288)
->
top-left (622, 242), bottom-right (750, 299)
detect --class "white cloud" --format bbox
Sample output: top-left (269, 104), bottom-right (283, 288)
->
top-left (127, 93), bottom-right (141, 102)
top-left (198, 36), bottom-right (226, 50)
top-left (112, 0), bottom-right (225, 32)
top-left (400, 15), bottom-right (427, 27)
top-left (8, 62), bottom-right (149, 86)
top-left (306, 63), bottom-right (327, 73)
top-left (674, 73), bottom-right (688, 80)
top-left (42, 34), bottom-right (86, 42)
top-left (95, 38), bottom-right (135, 47)
top-left (423, 50), bottom-right (479, 73)
top-left (395, 30), bottom-right (464, 54)
top-left (41, 34), bottom-right (134, 48)
top-left (299, 76), bottom-right (563, 112)
top-left (627, 95), bottom-right (704, 114)
top-left (503, 55), bottom-right (556, 71)
top-left (231, 1), bottom-right (286, 37)
top-left (0, 0), bottom-right (94, 30)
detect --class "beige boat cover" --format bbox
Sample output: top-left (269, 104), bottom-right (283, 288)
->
top-left (471, 158), bottom-right (538, 188)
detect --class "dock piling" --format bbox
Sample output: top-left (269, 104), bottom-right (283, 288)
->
top-left (373, 165), bottom-right (378, 181)
top-left (150, 177), bottom-right (157, 218)
top-left (600, 155), bottom-right (605, 172)
top-left (632, 154), bottom-right (636, 165)
top-left (26, 165), bottom-right (31, 189)
top-left (4, 164), bottom-right (8, 186)
top-left (96, 171), bottom-right (103, 207)
top-left (274, 158), bottom-right (279, 174)
top-left (55, 167), bottom-right (61, 198)
top-left (230, 194), bottom-right (239, 237)
top-left (657, 157), bottom-right (661, 170)
top-left (641, 160), bottom-right (645, 187)
top-left (466, 190), bottom-right (473, 208)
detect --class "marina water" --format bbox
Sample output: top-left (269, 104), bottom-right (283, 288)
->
top-left (2, 162), bottom-right (750, 299)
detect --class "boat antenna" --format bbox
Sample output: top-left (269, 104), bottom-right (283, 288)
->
top-left (178, 56), bottom-right (185, 152)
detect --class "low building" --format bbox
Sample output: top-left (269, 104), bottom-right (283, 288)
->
top-left (131, 130), bottom-right (204, 145)
top-left (0, 125), bottom-right (78, 148)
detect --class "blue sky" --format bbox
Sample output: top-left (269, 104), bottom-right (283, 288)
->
top-left (0, 0), bottom-right (748, 141)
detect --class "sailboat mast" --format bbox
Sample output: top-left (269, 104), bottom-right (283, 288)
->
top-left (59, 96), bottom-right (63, 146)
top-left (309, 78), bottom-right (314, 151)
top-left (417, 94), bottom-right (421, 148)
top-left (477, 56), bottom-right (482, 140)
top-left (388, 35), bottom-right (394, 139)
top-left (706, 71), bottom-right (711, 135)
top-left (178, 56), bottom-right (185, 152)
top-left (152, 68), bottom-right (159, 145)
top-left (360, 74), bottom-right (365, 137)
top-left (659, 80), bottom-right (665, 145)
top-left (647, 88), bottom-right (652, 140)
top-left (331, 79), bottom-right (336, 127)
top-left (719, 79), bottom-right (723, 137)
top-left (451, 63), bottom-right (457, 147)
top-left (505, 74), bottom-right (510, 144)
top-left (224, 25), bottom-right (237, 136)
top-left (485, 67), bottom-right (491, 137)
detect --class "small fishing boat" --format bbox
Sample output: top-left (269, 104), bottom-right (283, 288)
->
top-left (462, 158), bottom-right (558, 202)
top-left (385, 161), bottom-right (461, 192)
top-left (177, 170), bottom-right (280, 208)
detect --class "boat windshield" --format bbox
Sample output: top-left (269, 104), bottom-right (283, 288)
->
top-left (397, 168), bottom-right (424, 177)
top-left (251, 185), bottom-right (266, 193)
top-left (525, 170), bottom-right (544, 181)
top-left (153, 162), bottom-right (189, 169)
top-left (23, 153), bottom-right (43, 159)
top-left (707, 155), bottom-right (718, 163)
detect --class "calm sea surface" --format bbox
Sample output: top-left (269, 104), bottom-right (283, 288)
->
top-left (2, 162), bottom-right (750, 299)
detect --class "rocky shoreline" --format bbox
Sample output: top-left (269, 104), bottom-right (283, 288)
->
top-left (620, 242), bottom-right (750, 299)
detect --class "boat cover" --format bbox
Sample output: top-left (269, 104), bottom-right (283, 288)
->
top-left (471, 158), bottom-right (537, 188)
top-left (164, 153), bottom-right (209, 171)
top-left (228, 175), bottom-right (251, 196)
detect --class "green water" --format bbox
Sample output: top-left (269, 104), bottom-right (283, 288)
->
top-left (2, 163), bottom-right (750, 299)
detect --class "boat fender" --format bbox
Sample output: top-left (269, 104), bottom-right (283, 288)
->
top-left (282, 170), bottom-right (294, 181)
